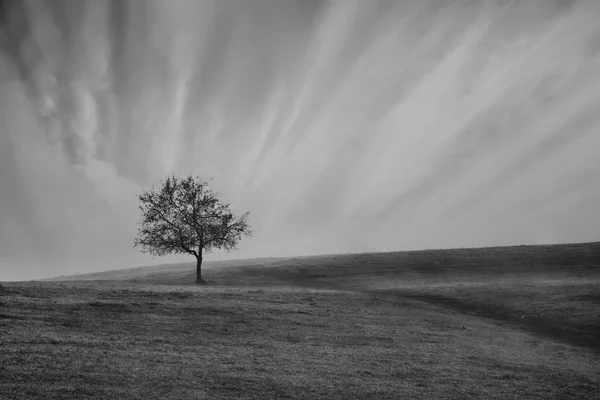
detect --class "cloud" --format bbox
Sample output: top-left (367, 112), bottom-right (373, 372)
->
top-left (1, 0), bottom-right (599, 280)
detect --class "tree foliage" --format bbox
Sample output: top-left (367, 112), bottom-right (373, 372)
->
top-left (133, 175), bottom-right (251, 263)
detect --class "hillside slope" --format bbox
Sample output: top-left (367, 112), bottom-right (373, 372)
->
top-left (49, 242), bottom-right (600, 290)
top-left (45, 241), bottom-right (600, 350)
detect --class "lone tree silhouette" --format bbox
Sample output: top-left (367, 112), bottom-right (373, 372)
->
top-left (134, 175), bottom-right (251, 284)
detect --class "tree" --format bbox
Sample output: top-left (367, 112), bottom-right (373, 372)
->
top-left (134, 175), bottom-right (251, 284)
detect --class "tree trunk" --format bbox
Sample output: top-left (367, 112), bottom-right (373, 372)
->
top-left (196, 254), bottom-right (205, 284)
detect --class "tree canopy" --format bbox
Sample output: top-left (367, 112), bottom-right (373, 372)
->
top-left (134, 175), bottom-right (251, 283)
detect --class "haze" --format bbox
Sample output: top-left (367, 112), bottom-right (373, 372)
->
top-left (1, 0), bottom-right (599, 281)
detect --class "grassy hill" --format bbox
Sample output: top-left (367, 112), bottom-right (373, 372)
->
top-left (51, 241), bottom-right (600, 289)
top-left (3, 242), bottom-right (600, 399)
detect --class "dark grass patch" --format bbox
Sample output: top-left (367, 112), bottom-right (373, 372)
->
top-left (0, 312), bottom-right (27, 320)
top-left (383, 281), bottom-right (600, 351)
top-left (393, 291), bottom-right (600, 350)
top-left (575, 293), bottom-right (600, 303)
top-left (86, 301), bottom-right (137, 312)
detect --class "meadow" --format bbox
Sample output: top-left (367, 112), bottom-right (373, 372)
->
top-left (1, 242), bottom-right (599, 399)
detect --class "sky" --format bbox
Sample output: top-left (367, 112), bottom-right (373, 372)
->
top-left (1, 0), bottom-right (599, 281)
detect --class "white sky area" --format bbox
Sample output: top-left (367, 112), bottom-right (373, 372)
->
top-left (1, 0), bottom-right (599, 280)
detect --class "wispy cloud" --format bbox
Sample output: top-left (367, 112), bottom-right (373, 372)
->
top-left (1, 0), bottom-right (599, 279)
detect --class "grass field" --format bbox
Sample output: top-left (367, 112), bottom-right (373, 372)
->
top-left (1, 242), bottom-right (599, 399)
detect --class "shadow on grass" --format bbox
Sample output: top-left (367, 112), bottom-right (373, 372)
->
top-left (387, 290), bottom-right (600, 351)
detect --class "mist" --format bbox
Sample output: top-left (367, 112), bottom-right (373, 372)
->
top-left (1, 0), bottom-right (599, 281)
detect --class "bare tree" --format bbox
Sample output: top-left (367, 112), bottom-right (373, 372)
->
top-left (134, 175), bottom-right (251, 283)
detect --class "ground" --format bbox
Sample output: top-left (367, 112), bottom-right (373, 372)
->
top-left (1, 242), bottom-right (599, 399)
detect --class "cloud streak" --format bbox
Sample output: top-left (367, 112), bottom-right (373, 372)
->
top-left (1, 0), bottom-right (599, 280)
